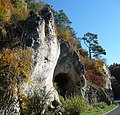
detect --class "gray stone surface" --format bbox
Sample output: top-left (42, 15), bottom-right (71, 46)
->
top-left (53, 40), bottom-right (86, 97)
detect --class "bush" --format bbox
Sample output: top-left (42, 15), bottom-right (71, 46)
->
top-left (85, 70), bottom-right (105, 87)
top-left (22, 86), bottom-right (51, 115)
top-left (93, 102), bottom-right (107, 109)
top-left (81, 56), bottom-right (106, 87)
top-left (0, 0), bottom-right (45, 36)
top-left (61, 95), bottom-right (88, 115)
top-left (0, 48), bottom-right (32, 111)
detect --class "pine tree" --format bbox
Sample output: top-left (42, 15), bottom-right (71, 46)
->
top-left (81, 32), bottom-right (106, 59)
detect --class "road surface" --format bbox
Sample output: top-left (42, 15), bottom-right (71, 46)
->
top-left (105, 102), bottom-right (120, 115)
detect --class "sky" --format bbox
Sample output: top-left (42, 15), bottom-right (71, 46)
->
top-left (43, 0), bottom-right (120, 65)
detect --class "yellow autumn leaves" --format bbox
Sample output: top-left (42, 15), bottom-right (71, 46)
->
top-left (0, 48), bottom-right (32, 100)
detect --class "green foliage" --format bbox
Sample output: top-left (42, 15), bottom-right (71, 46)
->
top-left (26, 0), bottom-right (45, 12)
top-left (0, 0), bottom-right (45, 36)
top-left (83, 103), bottom-right (116, 115)
top-left (61, 95), bottom-right (88, 115)
top-left (60, 94), bottom-right (115, 115)
top-left (81, 32), bottom-right (106, 59)
top-left (54, 9), bottom-right (77, 40)
top-left (53, 82), bottom-right (59, 90)
top-left (92, 102), bottom-right (107, 109)
top-left (55, 11), bottom-right (81, 51)
top-left (54, 10), bottom-right (71, 27)
top-left (22, 86), bottom-right (51, 114)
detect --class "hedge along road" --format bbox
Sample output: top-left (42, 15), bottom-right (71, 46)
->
top-left (104, 101), bottom-right (120, 115)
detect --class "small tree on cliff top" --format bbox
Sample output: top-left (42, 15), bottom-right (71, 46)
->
top-left (54, 10), bottom-right (71, 27)
top-left (81, 32), bottom-right (106, 59)
top-left (54, 10), bottom-right (77, 38)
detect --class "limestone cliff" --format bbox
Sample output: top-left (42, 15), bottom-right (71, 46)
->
top-left (82, 64), bottom-right (113, 104)
top-left (109, 64), bottom-right (120, 99)
top-left (23, 4), bottom-right (61, 109)
top-left (0, 4), bottom-right (113, 115)
top-left (53, 39), bottom-right (113, 104)
top-left (53, 40), bottom-right (86, 97)
top-left (0, 5), bottom-right (61, 114)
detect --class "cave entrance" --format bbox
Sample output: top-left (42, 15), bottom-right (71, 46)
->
top-left (54, 73), bottom-right (75, 97)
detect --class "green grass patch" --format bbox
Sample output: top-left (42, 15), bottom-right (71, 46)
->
top-left (83, 104), bottom-right (116, 115)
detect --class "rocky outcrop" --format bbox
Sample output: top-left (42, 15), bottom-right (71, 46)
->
top-left (25, 4), bottom-right (61, 108)
top-left (0, 4), bottom-right (113, 115)
top-left (0, 5), bottom-right (62, 114)
top-left (22, 5), bottom-right (63, 114)
top-left (84, 64), bottom-right (113, 104)
top-left (109, 64), bottom-right (120, 99)
top-left (109, 64), bottom-right (120, 81)
top-left (53, 40), bottom-right (86, 97)
top-left (53, 39), bottom-right (113, 104)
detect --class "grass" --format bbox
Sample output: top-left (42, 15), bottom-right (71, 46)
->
top-left (59, 94), bottom-right (116, 115)
top-left (83, 104), bottom-right (116, 115)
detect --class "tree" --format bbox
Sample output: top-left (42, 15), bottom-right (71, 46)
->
top-left (54, 10), bottom-right (71, 27)
top-left (26, 0), bottom-right (42, 12)
top-left (54, 9), bottom-right (78, 41)
top-left (81, 32), bottom-right (106, 59)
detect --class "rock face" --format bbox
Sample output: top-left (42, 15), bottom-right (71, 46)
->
top-left (53, 40), bottom-right (113, 104)
top-left (0, 4), bottom-right (113, 115)
top-left (103, 64), bottom-right (112, 90)
top-left (84, 64), bottom-right (113, 104)
top-left (23, 5), bottom-right (62, 113)
top-left (0, 5), bottom-right (61, 114)
top-left (53, 40), bottom-right (86, 97)
top-left (109, 64), bottom-right (120, 99)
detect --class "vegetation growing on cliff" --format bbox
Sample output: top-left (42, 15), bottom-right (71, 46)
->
top-left (60, 95), bottom-right (116, 115)
top-left (0, 0), bottom-right (45, 36)
top-left (54, 7), bottom-right (106, 88)
top-left (0, 48), bottom-right (32, 112)
top-left (0, 1), bottom-right (113, 114)
top-left (53, 7), bottom-right (113, 114)
top-left (81, 56), bottom-right (106, 87)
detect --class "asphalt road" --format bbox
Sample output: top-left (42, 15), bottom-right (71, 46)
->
top-left (105, 102), bottom-right (120, 115)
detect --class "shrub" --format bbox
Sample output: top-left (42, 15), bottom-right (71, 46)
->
top-left (0, 0), bottom-right (13, 23)
top-left (0, 48), bottom-right (32, 111)
top-left (61, 95), bottom-right (88, 115)
top-left (0, 0), bottom-right (45, 36)
top-left (80, 56), bottom-right (94, 70)
top-left (56, 26), bottom-right (64, 38)
top-left (81, 56), bottom-right (106, 87)
top-left (79, 49), bottom-right (88, 57)
top-left (27, 0), bottom-right (45, 12)
top-left (22, 86), bottom-right (51, 115)
top-left (85, 70), bottom-right (105, 87)
top-left (92, 59), bottom-right (104, 76)
top-left (93, 102), bottom-right (107, 109)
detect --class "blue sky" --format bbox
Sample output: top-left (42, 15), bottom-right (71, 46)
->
top-left (43, 0), bottom-right (120, 65)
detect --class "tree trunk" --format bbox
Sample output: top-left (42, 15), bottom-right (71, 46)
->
top-left (89, 47), bottom-right (91, 59)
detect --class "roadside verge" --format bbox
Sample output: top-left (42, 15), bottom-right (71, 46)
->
top-left (103, 103), bottom-right (119, 115)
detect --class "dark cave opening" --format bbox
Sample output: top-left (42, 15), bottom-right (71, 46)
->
top-left (54, 73), bottom-right (75, 97)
